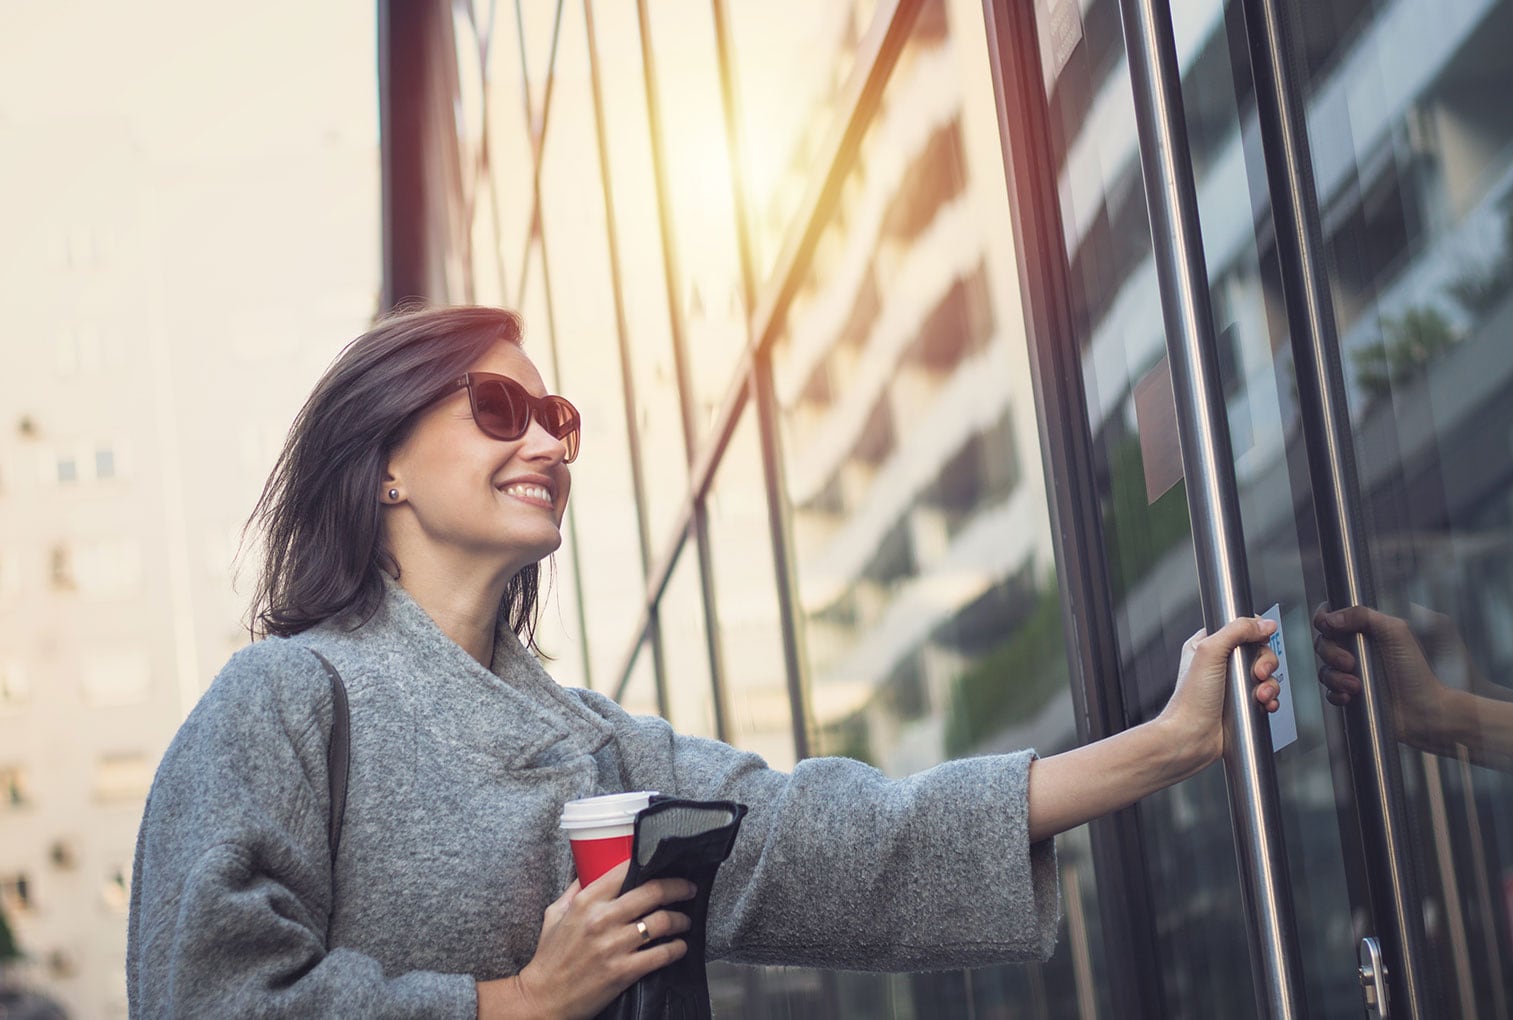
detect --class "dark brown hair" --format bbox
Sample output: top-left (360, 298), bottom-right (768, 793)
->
top-left (245, 304), bottom-right (545, 648)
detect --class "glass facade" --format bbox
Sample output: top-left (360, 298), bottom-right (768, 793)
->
top-left (439, 0), bottom-right (1103, 1015)
top-left (396, 0), bottom-right (1513, 1015)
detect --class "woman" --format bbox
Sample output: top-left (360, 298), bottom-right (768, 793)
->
top-left (127, 305), bottom-right (1282, 1019)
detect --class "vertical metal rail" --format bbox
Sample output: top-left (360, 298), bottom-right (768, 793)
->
top-left (709, 0), bottom-right (814, 759)
top-left (508, 0), bottom-right (592, 687)
top-left (1236, 0), bottom-right (1432, 1013)
top-left (603, 0), bottom-right (917, 707)
top-left (582, 0), bottom-right (671, 714)
top-left (1115, 0), bottom-right (1306, 1015)
top-left (632, 0), bottom-right (733, 740)
top-left (979, 0), bottom-right (1166, 1012)
top-left (534, 231), bottom-right (595, 688)
top-left (510, 0), bottom-right (566, 305)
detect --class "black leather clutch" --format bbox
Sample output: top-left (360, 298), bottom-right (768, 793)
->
top-left (594, 797), bottom-right (747, 1020)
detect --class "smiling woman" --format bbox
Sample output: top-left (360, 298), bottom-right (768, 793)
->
top-left (126, 302), bottom-right (1282, 1020)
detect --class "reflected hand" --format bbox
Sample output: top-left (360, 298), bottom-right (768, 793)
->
top-left (1312, 603), bottom-right (1453, 747)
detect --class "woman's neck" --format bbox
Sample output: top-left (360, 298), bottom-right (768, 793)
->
top-left (388, 561), bottom-right (510, 668)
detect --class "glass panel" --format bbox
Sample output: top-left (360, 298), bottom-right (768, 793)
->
top-left (1041, 0), bottom-right (1513, 1011)
top-left (620, 638), bottom-right (661, 718)
top-left (539, 0), bottom-right (647, 691)
top-left (1040, 0), bottom-right (1375, 1006)
top-left (462, 1), bottom-right (534, 300)
top-left (645, 0), bottom-right (747, 440)
top-left (659, 535), bottom-right (717, 739)
top-left (755, 0), bottom-right (1106, 1014)
top-left (706, 404), bottom-right (797, 771)
top-left (727, 0), bottom-right (884, 279)
top-left (516, 242), bottom-right (589, 686)
top-left (1289, 0), bottom-right (1513, 1013)
top-left (514, 0), bottom-right (563, 125)
top-left (586, 0), bottom-right (690, 547)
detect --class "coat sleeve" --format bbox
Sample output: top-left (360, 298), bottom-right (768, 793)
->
top-left (126, 641), bottom-right (477, 1019)
top-left (574, 690), bottom-right (1061, 972)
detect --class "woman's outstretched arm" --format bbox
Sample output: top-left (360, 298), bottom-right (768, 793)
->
top-left (1027, 616), bottom-right (1281, 843)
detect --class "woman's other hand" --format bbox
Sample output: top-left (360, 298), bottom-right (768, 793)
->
top-left (1156, 616), bottom-right (1282, 772)
top-left (477, 862), bottom-right (695, 1020)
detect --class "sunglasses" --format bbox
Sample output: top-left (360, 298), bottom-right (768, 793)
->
top-left (451, 372), bottom-right (581, 463)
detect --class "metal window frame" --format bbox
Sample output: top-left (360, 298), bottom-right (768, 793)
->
top-left (1237, 0), bottom-right (1433, 1013)
top-left (629, 0), bottom-right (733, 740)
top-left (605, 0), bottom-right (924, 705)
top-left (580, 0), bottom-right (671, 713)
top-left (1114, 0), bottom-right (1307, 1014)
top-left (977, 0), bottom-right (1167, 1013)
top-left (710, 0), bottom-right (815, 760)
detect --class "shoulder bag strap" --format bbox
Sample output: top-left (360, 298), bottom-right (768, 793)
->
top-left (309, 649), bottom-right (349, 866)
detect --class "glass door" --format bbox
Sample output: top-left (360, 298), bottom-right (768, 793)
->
top-left (998, 0), bottom-right (1513, 1015)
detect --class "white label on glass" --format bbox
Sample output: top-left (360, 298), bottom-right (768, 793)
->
top-left (1262, 603), bottom-right (1298, 752)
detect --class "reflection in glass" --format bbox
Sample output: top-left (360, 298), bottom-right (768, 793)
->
top-left (1294, 0), bottom-right (1513, 1010)
top-left (585, 0), bottom-right (689, 545)
top-left (706, 408), bottom-right (798, 770)
top-left (454, 1), bottom-right (533, 303)
top-left (726, 0), bottom-right (883, 278)
top-left (645, 0), bottom-right (748, 434)
top-left (660, 536), bottom-right (717, 739)
top-left (620, 639), bottom-right (661, 719)
top-left (538, 0), bottom-right (647, 691)
top-left (516, 242), bottom-right (589, 688)
top-left (757, 0), bottom-right (1104, 1014)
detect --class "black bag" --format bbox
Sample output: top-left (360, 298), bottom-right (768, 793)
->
top-left (594, 798), bottom-right (748, 1020)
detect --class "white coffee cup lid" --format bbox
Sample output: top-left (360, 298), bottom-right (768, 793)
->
top-left (559, 791), bottom-right (658, 830)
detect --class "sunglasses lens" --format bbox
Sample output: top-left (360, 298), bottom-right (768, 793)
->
top-left (472, 379), bottom-right (529, 440)
top-left (541, 398), bottom-right (581, 463)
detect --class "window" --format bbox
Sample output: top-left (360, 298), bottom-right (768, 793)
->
top-left (0, 873), bottom-right (33, 914)
top-left (100, 865), bottom-right (130, 913)
top-left (49, 544), bottom-right (75, 591)
top-left (93, 752), bottom-right (153, 802)
top-left (56, 325), bottom-right (104, 375)
top-left (81, 650), bottom-right (152, 707)
top-left (2, 766), bottom-right (28, 807)
top-left (0, 661), bottom-right (28, 709)
top-left (0, 550), bottom-right (19, 605)
top-left (74, 538), bottom-right (143, 598)
top-left (39, 443), bottom-right (125, 485)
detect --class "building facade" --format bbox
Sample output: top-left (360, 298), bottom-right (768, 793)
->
top-left (0, 8), bottom-right (382, 1014)
top-left (387, 0), bottom-right (1513, 1016)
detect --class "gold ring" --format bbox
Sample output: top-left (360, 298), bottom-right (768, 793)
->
top-left (636, 920), bottom-right (651, 943)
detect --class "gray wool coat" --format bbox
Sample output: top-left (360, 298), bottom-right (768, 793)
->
top-left (127, 578), bottom-right (1060, 1018)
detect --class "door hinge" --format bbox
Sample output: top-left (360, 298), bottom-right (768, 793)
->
top-left (1359, 936), bottom-right (1389, 1017)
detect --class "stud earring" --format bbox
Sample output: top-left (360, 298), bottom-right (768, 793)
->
top-left (388, 488), bottom-right (399, 502)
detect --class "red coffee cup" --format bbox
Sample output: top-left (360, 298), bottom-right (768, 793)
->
top-left (559, 791), bottom-right (657, 886)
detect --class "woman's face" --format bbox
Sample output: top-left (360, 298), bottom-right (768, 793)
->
top-left (383, 342), bottom-right (573, 579)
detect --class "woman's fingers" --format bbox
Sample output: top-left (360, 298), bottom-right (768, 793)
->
top-left (621, 908), bottom-right (693, 950)
top-left (578, 860), bottom-right (631, 901)
top-left (1203, 615), bottom-right (1278, 657)
top-left (609, 877), bottom-right (698, 925)
top-left (622, 937), bottom-right (688, 983)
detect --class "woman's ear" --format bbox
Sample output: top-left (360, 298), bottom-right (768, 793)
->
top-left (381, 469), bottom-right (403, 505)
